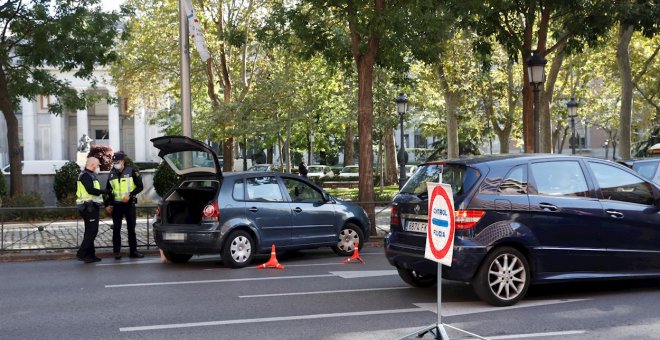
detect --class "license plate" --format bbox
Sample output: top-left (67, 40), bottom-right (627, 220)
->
top-left (163, 232), bottom-right (186, 241)
top-left (405, 221), bottom-right (428, 233)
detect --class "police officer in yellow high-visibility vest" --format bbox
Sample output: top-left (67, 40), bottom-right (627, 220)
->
top-left (76, 157), bottom-right (110, 263)
top-left (105, 151), bottom-right (144, 259)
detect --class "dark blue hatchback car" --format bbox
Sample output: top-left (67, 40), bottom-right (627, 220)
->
top-left (151, 136), bottom-right (370, 268)
top-left (385, 154), bottom-right (660, 306)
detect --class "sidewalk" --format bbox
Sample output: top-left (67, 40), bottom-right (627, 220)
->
top-left (0, 207), bottom-right (391, 262)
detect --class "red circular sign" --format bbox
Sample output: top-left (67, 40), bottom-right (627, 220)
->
top-left (426, 185), bottom-right (455, 260)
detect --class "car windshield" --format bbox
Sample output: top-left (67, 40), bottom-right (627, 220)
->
top-left (342, 166), bottom-right (359, 173)
top-left (308, 166), bottom-right (324, 172)
top-left (250, 165), bottom-right (270, 171)
top-left (163, 151), bottom-right (216, 175)
top-left (399, 163), bottom-right (480, 198)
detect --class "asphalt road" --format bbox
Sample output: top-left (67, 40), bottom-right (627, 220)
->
top-left (2, 247), bottom-right (660, 339)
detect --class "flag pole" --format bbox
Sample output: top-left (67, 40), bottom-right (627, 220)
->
top-left (179, 0), bottom-right (192, 138)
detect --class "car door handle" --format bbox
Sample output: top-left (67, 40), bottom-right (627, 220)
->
top-left (293, 207), bottom-right (303, 213)
top-left (248, 207), bottom-right (258, 213)
top-left (606, 209), bottom-right (624, 219)
top-left (539, 203), bottom-right (559, 212)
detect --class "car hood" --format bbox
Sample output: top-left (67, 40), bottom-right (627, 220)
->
top-left (151, 135), bottom-right (222, 177)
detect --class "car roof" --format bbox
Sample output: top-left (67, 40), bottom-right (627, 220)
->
top-left (422, 154), bottom-right (604, 167)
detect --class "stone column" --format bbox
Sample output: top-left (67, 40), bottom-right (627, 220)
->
top-left (50, 97), bottom-right (64, 160)
top-left (134, 100), bottom-right (147, 161)
top-left (76, 108), bottom-right (89, 146)
top-left (108, 92), bottom-right (120, 152)
top-left (21, 97), bottom-right (36, 161)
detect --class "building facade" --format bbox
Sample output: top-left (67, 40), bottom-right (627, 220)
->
top-left (0, 68), bottom-right (161, 167)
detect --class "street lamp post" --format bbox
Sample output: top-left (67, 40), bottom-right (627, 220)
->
top-left (567, 97), bottom-right (579, 155)
top-left (396, 93), bottom-right (409, 189)
top-left (526, 50), bottom-right (547, 153)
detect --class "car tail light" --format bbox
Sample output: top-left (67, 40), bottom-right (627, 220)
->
top-left (454, 210), bottom-right (485, 230)
top-left (155, 206), bottom-right (161, 219)
top-left (202, 202), bottom-right (219, 221)
top-left (390, 205), bottom-right (400, 226)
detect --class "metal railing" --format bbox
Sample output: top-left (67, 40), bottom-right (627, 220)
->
top-left (0, 202), bottom-right (393, 253)
top-left (0, 206), bottom-right (158, 253)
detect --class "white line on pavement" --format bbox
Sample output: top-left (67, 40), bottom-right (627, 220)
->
top-left (105, 274), bottom-right (334, 288)
top-left (239, 286), bottom-right (412, 298)
top-left (97, 260), bottom-right (162, 266)
top-left (487, 330), bottom-right (586, 339)
top-left (120, 307), bottom-right (428, 332)
top-left (413, 298), bottom-right (589, 317)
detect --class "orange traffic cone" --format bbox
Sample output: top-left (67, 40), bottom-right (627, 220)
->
top-left (342, 242), bottom-right (364, 264)
top-left (256, 244), bottom-right (284, 270)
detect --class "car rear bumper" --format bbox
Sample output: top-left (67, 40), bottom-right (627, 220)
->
top-left (153, 224), bottom-right (223, 254)
top-left (384, 232), bottom-right (488, 282)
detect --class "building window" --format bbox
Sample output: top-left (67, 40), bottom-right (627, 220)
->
top-left (95, 129), bottom-right (109, 140)
top-left (414, 134), bottom-right (427, 148)
top-left (39, 95), bottom-right (51, 110)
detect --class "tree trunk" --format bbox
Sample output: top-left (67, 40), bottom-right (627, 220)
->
top-left (0, 64), bottom-right (23, 195)
top-left (343, 124), bottom-right (354, 166)
top-left (437, 64), bottom-right (459, 158)
top-left (617, 24), bottom-right (634, 160)
top-left (384, 129), bottom-right (398, 185)
top-left (540, 43), bottom-right (566, 153)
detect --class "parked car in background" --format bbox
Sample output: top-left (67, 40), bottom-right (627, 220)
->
top-left (151, 136), bottom-right (371, 268)
top-left (620, 159), bottom-right (660, 185)
top-left (307, 165), bottom-right (335, 179)
top-left (385, 154), bottom-right (660, 306)
top-left (1, 160), bottom-right (70, 175)
top-left (338, 165), bottom-right (360, 178)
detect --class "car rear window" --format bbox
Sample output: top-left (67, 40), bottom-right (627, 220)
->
top-left (399, 163), bottom-right (480, 198)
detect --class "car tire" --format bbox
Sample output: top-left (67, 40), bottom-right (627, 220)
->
top-left (396, 267), bottom-right (437, 288)
top-left (222, 230), bottom-right (254, 268)
top-left (332, 223), bottom-right (364, 256)
top-left (163, 251), bottom-right (193, 264)
top-left (472, 246), bottom-right (530, 307)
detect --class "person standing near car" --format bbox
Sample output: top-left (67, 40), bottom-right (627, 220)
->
top-left (298, 160), bottom-right (308, 178)
top-left (76, 157), bottom-right (110, 263)
top-left (105, 151), bottom-right (144, 259)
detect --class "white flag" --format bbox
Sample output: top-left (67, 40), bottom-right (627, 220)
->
top-left (182, 0), bottom-right (211, 62)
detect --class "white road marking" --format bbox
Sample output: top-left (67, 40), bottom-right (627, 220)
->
top-left (486, 330), bottom-right (586, 339)
top-left (120, 307), bottom-right (428, 332)
top-left (413, 298), bottom-right (589, 317)
top-left (239, 286), bottom-right (411, 298)
top-left (97, 260), bottom-right (162, 266)
top-left (105, 274), bottom-right (334, 288)
top-left (203, 262), bottom-right (344, 270)
top-left (329, 270), bottom-right (398, 278)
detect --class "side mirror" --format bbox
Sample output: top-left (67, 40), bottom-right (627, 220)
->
top-left (322, 191), bottom-right (331, 202)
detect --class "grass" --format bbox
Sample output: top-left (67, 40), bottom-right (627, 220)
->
top-left (325, 184), bottom-right (399, 202)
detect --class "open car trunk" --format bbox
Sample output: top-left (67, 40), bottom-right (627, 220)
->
top-left (163, 180), bottom-right (220, 225)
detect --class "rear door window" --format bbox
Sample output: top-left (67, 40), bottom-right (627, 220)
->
top-left (530, 161), bottom-right (589, 197)
top-left (246, 176), bottom-right (284, 202)
top-left (633, 162), bottom-right (659, 182)
top-left (498, 166), bottom-right (527, 194)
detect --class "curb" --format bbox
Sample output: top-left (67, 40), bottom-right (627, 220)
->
top-left (1, 239), bottom-right (384, 263)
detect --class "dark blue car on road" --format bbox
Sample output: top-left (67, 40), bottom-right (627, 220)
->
top-left (385, 154), bottom-right (660, 306)
top-left (151, 136), bottom-right (370, 268)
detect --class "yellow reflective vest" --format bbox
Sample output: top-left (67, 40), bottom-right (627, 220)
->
top-left (109, 166), bottom-right (137, 203)
top-left (76, 172), bottom-right (102, 205)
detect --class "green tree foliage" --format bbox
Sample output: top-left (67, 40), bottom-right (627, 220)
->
top-left (0, 0), bottom-right (124, 196)
top-left (153, 162), bottom-right (178, 198)
top-left (54, 161), bottom-right (83, 206)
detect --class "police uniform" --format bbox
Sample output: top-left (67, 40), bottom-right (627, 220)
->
top-left (76, 168), bottom-right (108, 263)
top-left (106, 152), bottom-right (144, 259)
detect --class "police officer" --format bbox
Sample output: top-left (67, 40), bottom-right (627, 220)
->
top-left (76, 157), bottom-right (110, 263)
top-left (105, 151), bottom-right (144, 259)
